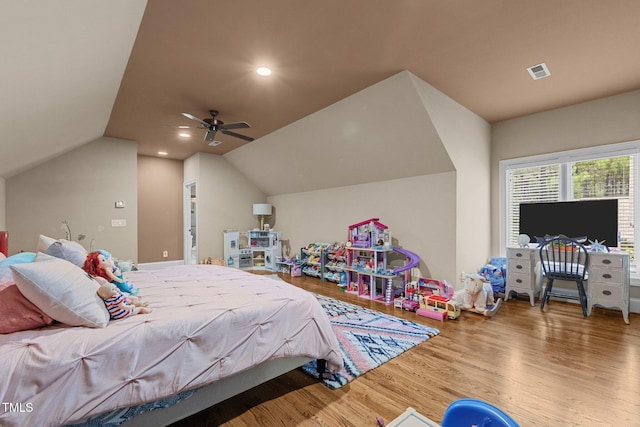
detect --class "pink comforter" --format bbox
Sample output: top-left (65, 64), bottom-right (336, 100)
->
top-left (0, 265), bottom-right (342, 427)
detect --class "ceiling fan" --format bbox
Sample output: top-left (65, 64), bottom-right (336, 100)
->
top-left (178, 109), bottom-right (254, 144)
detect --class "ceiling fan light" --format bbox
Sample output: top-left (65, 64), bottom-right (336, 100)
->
top-left (256, 66), bottom-right (272, 76)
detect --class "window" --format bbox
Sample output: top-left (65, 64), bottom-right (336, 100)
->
top-left (500, 141), bottom-right (640, 277)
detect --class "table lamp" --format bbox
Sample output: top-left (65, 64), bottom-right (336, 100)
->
top-left (252, 203), bottom-right (272, 230)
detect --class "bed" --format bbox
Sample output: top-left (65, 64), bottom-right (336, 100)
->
top-left (0, 234), bottom-right (343, 427)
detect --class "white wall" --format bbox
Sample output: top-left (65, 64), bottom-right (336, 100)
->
top-left (225, 70), bottom-right (454, 196)
top-left (410, 73), bottom-right (492, 278)
top-left (491, 89), bottom-right (640, 255)
top-left (268, 173), bottom-right (457, 282)
top-left (185, 153), bottom-right (266, 260)
top-left (6, 137), bottom-right (138, 260)
top-left (225, 70), bottom-right (491, 286)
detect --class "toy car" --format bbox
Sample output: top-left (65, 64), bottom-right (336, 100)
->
top-left (402, 299), bottom-right (419, 312)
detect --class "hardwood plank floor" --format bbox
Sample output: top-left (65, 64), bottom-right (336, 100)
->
top-left (171, 272), bottom-right (640, 426)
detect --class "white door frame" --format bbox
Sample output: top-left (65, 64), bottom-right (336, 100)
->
top-left (183, 180), bottom-right (197, 264)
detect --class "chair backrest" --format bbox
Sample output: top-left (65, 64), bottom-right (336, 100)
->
top-left (539, 236), bottom-right (589, 280)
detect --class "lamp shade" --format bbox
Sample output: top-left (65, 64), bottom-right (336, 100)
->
top-left (252, 203), bottom-right (272, 216)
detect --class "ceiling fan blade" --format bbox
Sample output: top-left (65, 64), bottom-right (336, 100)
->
top-left (221, 129), bottom-right (254, 142)
top-left (182, 112), bottom-right (211, 128)
top-left (219, 121), bottom-right (250, 130)
top-left (204, 129), bottom-right (217, 141)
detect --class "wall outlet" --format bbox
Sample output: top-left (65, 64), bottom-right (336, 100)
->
top-left (162, 250), bottom-right (168, 258)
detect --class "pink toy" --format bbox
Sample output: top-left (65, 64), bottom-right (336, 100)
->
top-left (416, 307), bottom-right (447, 321)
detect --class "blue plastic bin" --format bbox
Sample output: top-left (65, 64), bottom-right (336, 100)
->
top-left (441, 398), bottom-right (519, 427)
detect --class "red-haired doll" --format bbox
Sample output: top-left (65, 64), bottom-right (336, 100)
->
top-left (83, 251), bottom-right (139, 295)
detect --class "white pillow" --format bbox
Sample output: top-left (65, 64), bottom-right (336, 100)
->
top-left (10, 253), bottom-right (109, 328)
top-left (36, 234), bottom-right (57, 253)
top-left (44, 239), bottom-right (88, 267)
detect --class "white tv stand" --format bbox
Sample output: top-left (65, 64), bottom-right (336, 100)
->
top-left (505, 247), bottom-right (630, 324)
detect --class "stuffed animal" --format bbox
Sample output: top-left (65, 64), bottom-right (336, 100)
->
top-left (96, 282), bottom-right (151, 320)
top-left (83, 250), bottom-right (140, 295)
top-left (453, 274), bottom-right (497, 311)
top-left (479, 263), bottom-right (505, 294)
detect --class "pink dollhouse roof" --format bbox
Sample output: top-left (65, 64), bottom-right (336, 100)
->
top-left (348, 218), bottom-right (388, 230)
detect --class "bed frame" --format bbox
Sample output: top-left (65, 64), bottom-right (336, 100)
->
top-left (1, 231), bottom-right (328, 426)
top-left (122, 356), bottom-right (312, 426)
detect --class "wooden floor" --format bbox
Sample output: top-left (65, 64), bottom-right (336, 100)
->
top-left (171, 272), bottom-right (640, 427)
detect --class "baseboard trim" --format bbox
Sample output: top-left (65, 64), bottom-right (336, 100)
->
top-left (136, 260), bottom-right (185, 270)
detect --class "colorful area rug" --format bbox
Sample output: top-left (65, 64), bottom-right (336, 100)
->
top-left (302, 294), bottom-right (440, 389)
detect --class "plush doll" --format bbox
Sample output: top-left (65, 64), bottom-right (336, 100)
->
top-left (97, 282), bottom-right (151, 320)
top-left (83, 251), bottom-right (140, 295)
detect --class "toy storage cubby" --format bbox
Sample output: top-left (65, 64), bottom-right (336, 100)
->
top-left (322, 242), bottom-right (348, 284)
top-left (301, 242), bottom-right (330, 278)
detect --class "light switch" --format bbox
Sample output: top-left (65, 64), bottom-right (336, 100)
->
top-left (111, 219), bottom-right (126, 227)
top-left (115, 201), bottom-right (125, 208)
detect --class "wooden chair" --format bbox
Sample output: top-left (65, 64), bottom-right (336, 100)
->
top-left (539, 236), bottom-right (589, 317)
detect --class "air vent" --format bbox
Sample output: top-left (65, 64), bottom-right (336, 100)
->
top-left (527, 62), bottom-right (551, 80)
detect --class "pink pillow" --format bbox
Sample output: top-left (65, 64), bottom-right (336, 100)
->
top-left (0, 280), bottom-right (55, 334)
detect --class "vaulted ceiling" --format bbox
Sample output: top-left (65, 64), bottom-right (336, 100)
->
top-left (2, 0), bottom-right (640, 178)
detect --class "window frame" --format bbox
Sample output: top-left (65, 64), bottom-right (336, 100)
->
top-left (499, 140), bottom-right (640, 281)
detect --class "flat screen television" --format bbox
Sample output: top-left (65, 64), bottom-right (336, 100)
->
top-left (519, 199), bottom-right (618, 245)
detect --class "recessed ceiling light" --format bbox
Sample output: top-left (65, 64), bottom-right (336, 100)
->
top-left (179, 132), bottom-right (190, 138)
top-left (158, 151), bottom-right (168, 156)
top-left (256, 66), bottom-right (272, 76)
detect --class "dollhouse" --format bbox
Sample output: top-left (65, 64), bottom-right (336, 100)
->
top-left (347, 218), bottom-right (391, 248)
top-left (344, 218), bottom-right (420, 305)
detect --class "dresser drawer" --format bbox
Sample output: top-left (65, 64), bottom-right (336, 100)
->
top-left (590, 266), bottom-right (624, 284)
top-left (507, 272), bottom-right (532, 289)
top-left (590, 254), bottom-right (624, 269)
top-left (590, 282), bottom-right (624, 304)
top-left (507, 248), bottom-right (532, 260)
top-left (508, 258), bottom-right (532, 273)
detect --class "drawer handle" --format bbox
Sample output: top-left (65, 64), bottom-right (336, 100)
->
top-left (602, 290), bottom-right (612, 296)
top-left (516, 265), bottom-right (523, 270)
top-left (602, 259), bottom-right (611, 265)
top-left (516, 279), bottom-right (523, 284)
top-left (516, 253), bottom-right (523, 257)
top-left (602, 273), bottom-right (612, 279)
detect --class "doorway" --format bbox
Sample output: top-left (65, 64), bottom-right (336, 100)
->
top-left (184, 181), bottom-right (197, 264)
